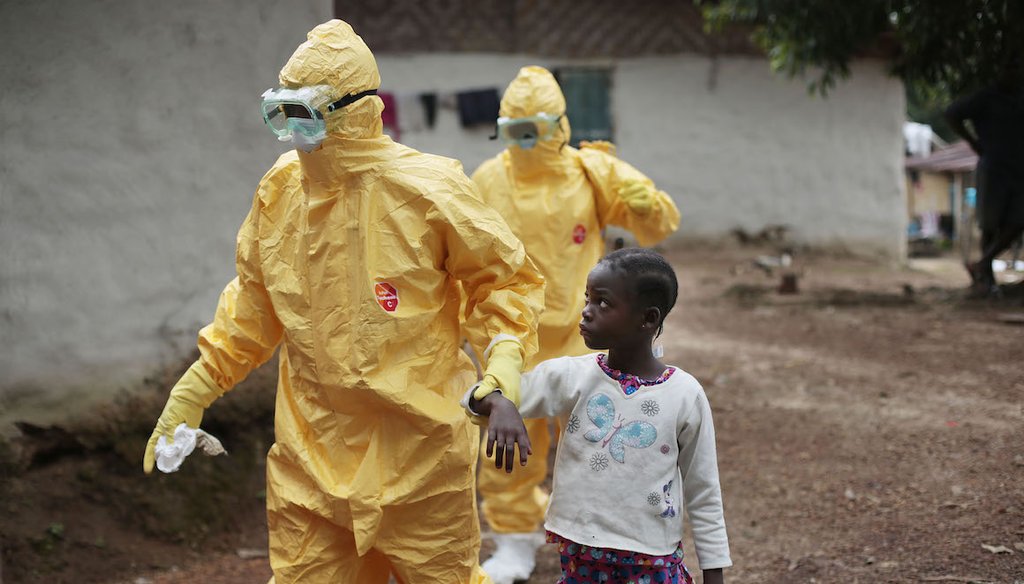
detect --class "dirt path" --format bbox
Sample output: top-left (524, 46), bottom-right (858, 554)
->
top-left (7, 246), bottom-right (1023, 583)
top-left (657, 248), bottom-right (1023, 583)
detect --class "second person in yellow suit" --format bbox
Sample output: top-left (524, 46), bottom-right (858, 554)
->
top-left (471, 66), bottom-right (681, 584)
top-left (143, 21), bottom-right (543, 584)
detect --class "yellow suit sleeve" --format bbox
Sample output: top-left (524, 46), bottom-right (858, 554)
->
top-left (578, 147), bottom-right (680, 247)
top-left (196, 189), bottom-right (285, 391)
top-left (145, 191), bottom-right (284, 473)
top-left (430, 177), bottom-right (545, 387)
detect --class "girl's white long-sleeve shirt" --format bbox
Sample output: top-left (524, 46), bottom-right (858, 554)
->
top-left (512, 354), bottom-right (731, 569)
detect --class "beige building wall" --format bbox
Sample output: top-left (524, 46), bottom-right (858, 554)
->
top-left (907, 172), bottom-right (953, 216)
top-left (0, 0), bottom-right (332, 426)
top-left (375, 55), bottom-right (907, 257)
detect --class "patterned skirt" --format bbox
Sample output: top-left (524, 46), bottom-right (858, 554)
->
top-left (547, 531), bottom-right (694, 584)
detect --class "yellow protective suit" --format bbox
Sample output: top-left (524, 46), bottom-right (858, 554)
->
top-left (153, 21), bottom-right (544, 584)
top-left (472, 66), bottom-right (680, 534)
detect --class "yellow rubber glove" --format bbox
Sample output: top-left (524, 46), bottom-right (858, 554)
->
top-left (618, 178), bottom-right (654, 216)
top-left (143, 360), bottom-right (225, 474)
top-left (471, 340), bottom-right (525, 407)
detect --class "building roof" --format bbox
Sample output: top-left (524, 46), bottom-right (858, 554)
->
top-left (905, 141), bottom-right (978, 173)
top-left (335, 0), bottom-right (759, 57)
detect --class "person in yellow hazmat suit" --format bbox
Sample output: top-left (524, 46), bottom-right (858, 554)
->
top-left (471, 66), bottom-right (681, 584)
top-left (142, 20), bottom-right (544, 584)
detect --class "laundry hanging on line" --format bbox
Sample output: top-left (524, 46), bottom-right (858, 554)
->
top-left (455, 88), bottom-right (501, 128)
top-left (379, 91), bottom-right (399, 140)
top-left (372, 87), bottom-right (498, 135)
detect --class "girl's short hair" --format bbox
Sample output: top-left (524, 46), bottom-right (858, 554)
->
top-left (598, 247), bottom-right (679, 335)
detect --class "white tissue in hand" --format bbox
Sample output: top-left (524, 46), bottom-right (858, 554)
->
top-left (154, 423), bottom-right (226, 473)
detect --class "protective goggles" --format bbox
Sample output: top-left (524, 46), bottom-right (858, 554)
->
top-left (260, 85), bottom-right (378, 142)
top-left (491, 112), bottom-right (563, 149)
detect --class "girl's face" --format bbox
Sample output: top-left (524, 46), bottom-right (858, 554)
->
top-left (579, 263), bottom-right (646, 350)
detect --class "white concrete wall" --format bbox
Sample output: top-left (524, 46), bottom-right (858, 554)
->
top-left (375, 54), bottom-right (907, 257)
top-left (616, 57), bottom-right (907, 256)
top-left (0, 0), bottom-right (332, 423)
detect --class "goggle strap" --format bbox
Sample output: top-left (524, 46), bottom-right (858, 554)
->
top-left (326, 89), bottom-right (379, 113)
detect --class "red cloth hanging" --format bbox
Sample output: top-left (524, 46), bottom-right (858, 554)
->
top-left (379, 91), bottom-right (399, 140)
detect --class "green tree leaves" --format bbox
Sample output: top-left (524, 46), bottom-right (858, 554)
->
top-left (699, 0), bottom-right (1023, 96)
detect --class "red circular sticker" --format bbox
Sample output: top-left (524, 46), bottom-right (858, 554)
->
top-left (572, 224), bottom-right (587, 244)
top-left (375, 282), bottom-right (399, 312)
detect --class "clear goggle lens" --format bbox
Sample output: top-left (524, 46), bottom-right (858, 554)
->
top-left (260, 85), bottom-right (336, 138)
top-left (261, 101), bottom-right (327, 138)
top-left (496, 113), bottom-right (562, 148)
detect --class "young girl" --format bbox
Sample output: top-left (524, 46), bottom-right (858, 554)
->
top-left (466, 248), bottom-right (731, 584)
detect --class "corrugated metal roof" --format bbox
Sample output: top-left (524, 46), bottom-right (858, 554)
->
top-left (334, 0), bottom-right (759, 57)
top-left (905, 141), bottom-right (978, 173)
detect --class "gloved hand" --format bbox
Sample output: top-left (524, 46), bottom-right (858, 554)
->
top-left (471, 340), bottom-right (524, 407)
top-left (618, 179), bottom-right (655, 216)
top-left (143, 360), bottom-right (225, 474)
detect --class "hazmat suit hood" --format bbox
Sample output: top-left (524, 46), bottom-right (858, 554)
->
top-left (500, 66), bottom-right (572, 175)
top-left (278, 20), bottom-right (384, 143)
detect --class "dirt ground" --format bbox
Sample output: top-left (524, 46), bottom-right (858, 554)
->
top-left (2, 244), bottom-right (1022, 584)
